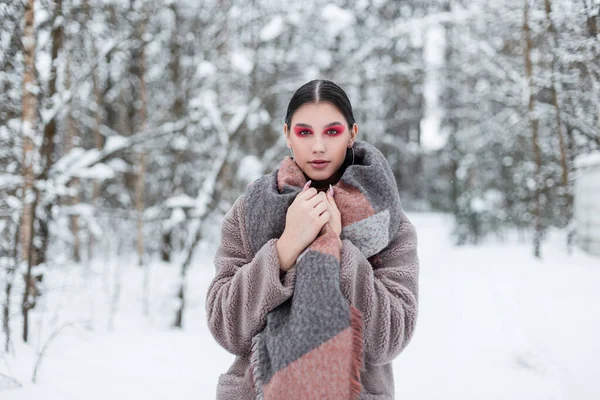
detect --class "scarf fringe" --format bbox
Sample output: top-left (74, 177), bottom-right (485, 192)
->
top-left (251, 307), bottom-right (364, 400)
top-left (349, 305), bottom-right (364, 400)
top-left (250, 334), bottom-right (265, 400)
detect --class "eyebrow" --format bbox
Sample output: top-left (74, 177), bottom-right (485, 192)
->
top-left (294, 121), bottom-right (344, 129)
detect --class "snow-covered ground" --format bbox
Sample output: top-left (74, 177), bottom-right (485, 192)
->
top-left (1, 212), bottom-right (598, 399)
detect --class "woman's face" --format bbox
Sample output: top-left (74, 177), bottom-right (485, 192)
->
top-left (284, 102), bottom-right (358, 181)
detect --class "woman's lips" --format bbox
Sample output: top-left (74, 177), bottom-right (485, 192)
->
top-left (309, 161), bottom-right (330, 170)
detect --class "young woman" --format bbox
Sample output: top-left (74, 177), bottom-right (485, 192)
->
top-left (206, 79), bottom-right (419, 400)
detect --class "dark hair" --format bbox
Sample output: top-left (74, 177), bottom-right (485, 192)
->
top-left (284, 80), bottom-right (356, 130)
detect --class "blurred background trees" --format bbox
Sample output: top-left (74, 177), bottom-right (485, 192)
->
top-left (1, 0), bottom-right (598, 345)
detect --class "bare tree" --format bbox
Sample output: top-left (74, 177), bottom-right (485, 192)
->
top-left (544, 0), bottom-right (570, 213)
top-left (64, 46), bottom-right (81, 263)
top-left (19, 0), bottom-right (38, 343)
top-left (523, 0), bottom-right (543, 258)
top-left (86, 0), bottom-right (105, 262)
top-left (131, 3), bottom-right (150, 315)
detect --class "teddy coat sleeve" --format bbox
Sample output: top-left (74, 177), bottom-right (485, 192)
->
top-left (205, 195), bottom-right (297, 356)
top-left (339, 208), bottom-right (419, 366)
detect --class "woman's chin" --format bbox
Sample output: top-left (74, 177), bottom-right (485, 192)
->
top-left (305, 171), bottom-right (333, 182)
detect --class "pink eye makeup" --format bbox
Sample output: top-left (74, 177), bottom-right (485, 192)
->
top-left (324, 124), bottom-right (344, 136)
top-left (293, 126), bottom-right (313, 136)
top-left (292, 124), bottom-right (345, 137)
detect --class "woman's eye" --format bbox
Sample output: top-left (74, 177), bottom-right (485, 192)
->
top-left (300, 130), bottom-right (311, 135)
top-left (327, 129), bottom-right (339, 135)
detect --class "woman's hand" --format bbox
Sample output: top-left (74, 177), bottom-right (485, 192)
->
top-left (277, 181), bottom-right (331, 271)
top-left (326, 184), bottom-right (342, 245)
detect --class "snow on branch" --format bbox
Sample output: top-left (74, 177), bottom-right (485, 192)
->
top-left (0, 173), bottom-right (22, 191)
top-left (179, 97), bottom-right (261, 267)
top-left (48, 118), bottom-right (188, 187)
top-left (40, 32), bottom-right (135, 128)
top-left (350, 6), bottom-right (479, 64)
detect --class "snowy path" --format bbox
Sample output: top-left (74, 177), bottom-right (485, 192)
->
top-left (394, 213), bottom-right (599, 400)
top-left (2, 213), bottom-right (599, 399)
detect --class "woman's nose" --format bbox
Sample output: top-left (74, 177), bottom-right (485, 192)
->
top-left (312, 137), bottom-right (326, 153)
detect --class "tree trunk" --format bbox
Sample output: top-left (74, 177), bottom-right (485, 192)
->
top-left (3, 270), bottom-right (14, 352)
top-left (162, 3), bottom-right (183, 264)
top-left (132, 6), bottom-right (149, 315)
top-left (172, 104), bottom-right (251, 327)
top-left (31, 0), bottom-right (64, 269)
top-left (583, 0), bottom-right (600, 146)
top-left (20, 0), bottom-right (38, 343)
top-left (39, 0), bottom-right (63, 180)
top-left (64, 48), bottom-right (81, 263)
top-left (523, 0), bottom-right (543, 258)
top-left (86, 0), bottom-right (104, 262)
top-left (3, 223), bottom-right (19, 352)
top-left (136, 152), bottom-right (147, 268)
top-left (544, 0), bottom-right (571, 227)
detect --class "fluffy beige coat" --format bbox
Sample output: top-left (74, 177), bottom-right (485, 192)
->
top-left (206, 191), bottom-right (419, 399)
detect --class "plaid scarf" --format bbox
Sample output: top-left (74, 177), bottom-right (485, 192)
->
top-left (243, 140), bottom-right (403, 399)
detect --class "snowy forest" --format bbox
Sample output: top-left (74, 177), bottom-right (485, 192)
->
top-left (1, 0), bottom-right (599, 398)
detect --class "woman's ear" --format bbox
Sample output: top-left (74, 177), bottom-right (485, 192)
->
top-left (284, 124), bottom-right (292, 148)
top-left (349, 123), bottom-right (358, 146)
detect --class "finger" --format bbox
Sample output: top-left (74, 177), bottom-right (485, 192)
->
top-left (326, 184), bottom-right (336, 202)
top-left (325, 198), bottom-right (335, 215)
top-left (324, 200), bottom-right (337, 222)
top-left (312, 200), bottom-right (329, 216)
top-left (307, 191), bottom-right (327, 208)
top-left (326, 190), bottom-right (339, 210)
top-left (298, 180), bottom-right (313, 198)
top-left (298, 187), bottom-right (318, 201)
top-left (319, 210), bottom-right (331, 222)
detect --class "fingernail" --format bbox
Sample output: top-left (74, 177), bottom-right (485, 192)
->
top-left (303, 180), bottom-right (312, 190)
top-left (328, 184), bottom-right (334, 197)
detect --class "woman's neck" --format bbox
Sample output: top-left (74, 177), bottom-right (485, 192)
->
top-left (302, 164), bottom-right (346, 192)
